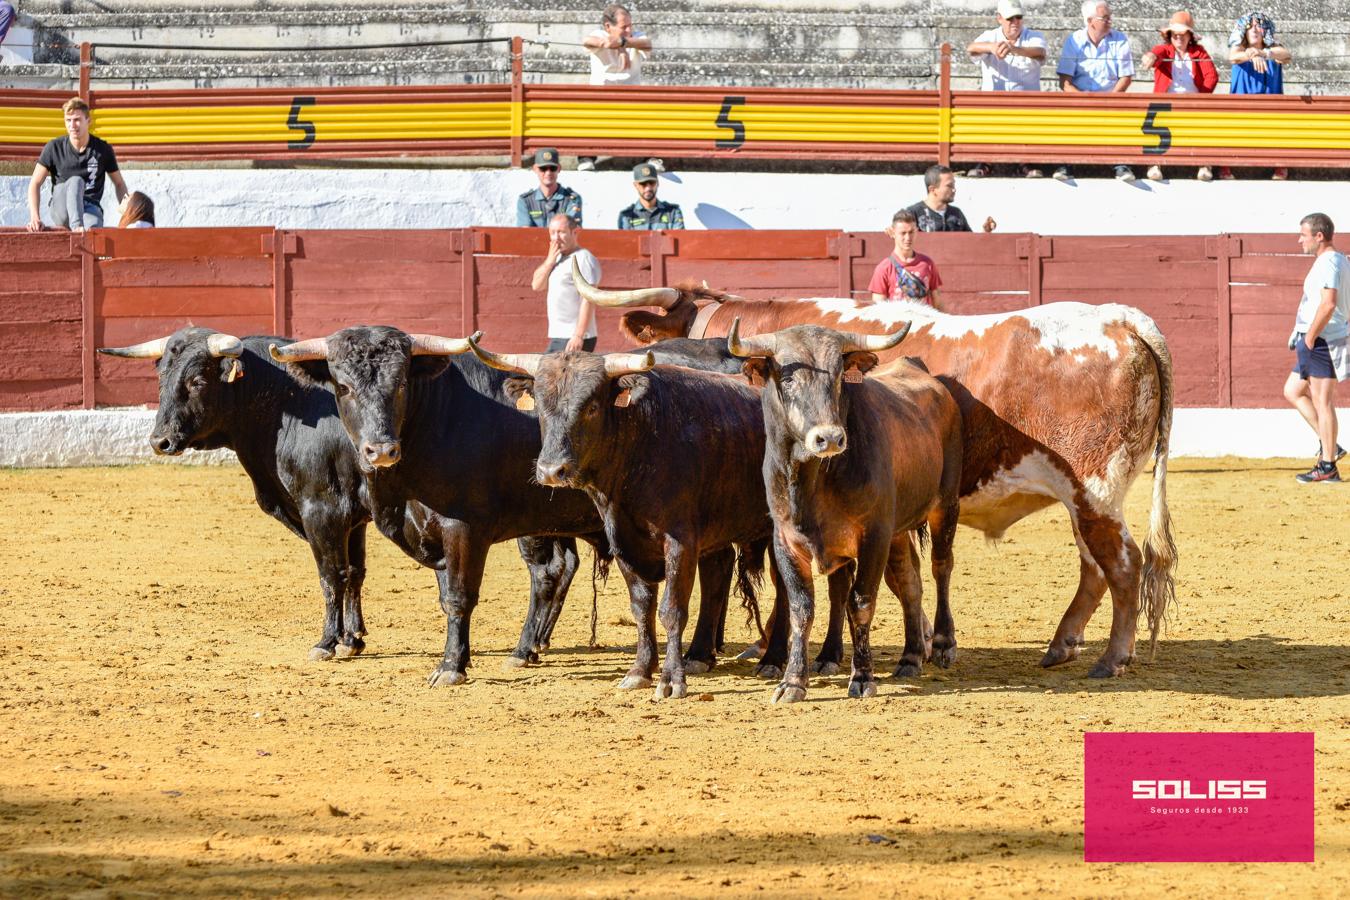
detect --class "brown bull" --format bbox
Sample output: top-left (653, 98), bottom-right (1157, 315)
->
top-left (576, 262), bottom-right (1176, 677)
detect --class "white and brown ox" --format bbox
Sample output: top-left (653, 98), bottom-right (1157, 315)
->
top-left (576, 263), bottom-right (1176, 678)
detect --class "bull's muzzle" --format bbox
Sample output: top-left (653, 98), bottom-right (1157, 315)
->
top-left (361, 440), bottom-right (402, 468)
top-left (804, 425), bottom-right (847, 458)
top-left (536, 459), bottom-right (573, 488)
top-left (149, 431), bottom-right (184, 456)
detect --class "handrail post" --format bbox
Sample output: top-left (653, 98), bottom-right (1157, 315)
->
top-left (79, 42), bottom-right (92, 103)
top-left (510, 36), bottom-right (524, 168)
top-left (938, 42), bottom-right (952, 167)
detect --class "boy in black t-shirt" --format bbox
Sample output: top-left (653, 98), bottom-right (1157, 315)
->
top-left (26, 97), bottom-right (128, 232)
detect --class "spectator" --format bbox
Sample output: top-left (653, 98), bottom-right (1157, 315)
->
top-left (617, 163), bottom-right (684, 230)
top-left (579, 4), bottom-right (657, 173)
top-left (1055, 1), bottom-right (1136, 182)
top-left (117, 191), bottom-right (156, 228)
top-left (868, 209), bottom-right (942, 308)
top-left (0, 3), bottom-right (15, 48)
top-left (1285, 212), bottom-right (1350, 483)
top-left (1226, 12), bottom-right (1292, 180)
top-left (906, 164), bottom-right (996, 234)
top-left (532, 213), bottom-right (600, 353)
top-left (26, 97), bottom-right (128, 233)
top-left (966, 0), bottom-right (1048, 178)
top-left (1140, 11), bottom-right (1218, 182)
top-left (516, 148), bottom-right (583, 228)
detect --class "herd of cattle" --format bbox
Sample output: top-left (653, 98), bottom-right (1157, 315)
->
top-left (100, 264), bottom-right (1177, 702)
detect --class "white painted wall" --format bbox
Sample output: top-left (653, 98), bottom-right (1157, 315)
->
top-left (1, 167), bottom-right (1343, 236)
top-left (0, 407), bottom-right (1343, 468)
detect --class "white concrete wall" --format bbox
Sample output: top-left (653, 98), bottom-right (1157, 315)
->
top-left (0, 407), bottom-right (1341, 468)
top-left (1, 167), bottom-right (1344, 236)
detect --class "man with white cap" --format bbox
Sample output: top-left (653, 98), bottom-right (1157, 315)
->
top-left (965, 0), bottom-right (1047, 178)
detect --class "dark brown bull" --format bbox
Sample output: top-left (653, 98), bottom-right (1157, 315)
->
top-left (578, 264), bottom-right (1176, 678)
top-left (729, 321), bottom-right (963, 702)
top-left (468, 342), bottom-right (772, 700)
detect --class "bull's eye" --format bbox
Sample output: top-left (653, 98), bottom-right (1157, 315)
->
top-left (586, 400), bottom-right (601, 418)
top-left (335, 382), bottom-right (350, 398)
top-left (186, 376), bottom-right (207, 394)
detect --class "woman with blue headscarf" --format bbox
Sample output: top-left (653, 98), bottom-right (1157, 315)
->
top-left (1224, 12), bottom-right (1293, 179)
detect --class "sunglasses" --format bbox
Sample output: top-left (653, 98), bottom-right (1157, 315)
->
top-left (1006, 14), bottom-right (1023, 20)
top-left (538, 165), bottom-right (559, 172)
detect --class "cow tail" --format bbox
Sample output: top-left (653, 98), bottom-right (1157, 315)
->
top-left (735, 543), bottom-right (767, 640)
top-left (1136, 326), bottom-right (1178, 661)
top-left (590, 545), bottom-right (613, 649)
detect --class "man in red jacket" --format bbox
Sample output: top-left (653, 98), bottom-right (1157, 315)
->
top-left (1140, 11), bottom-right (1218, 181)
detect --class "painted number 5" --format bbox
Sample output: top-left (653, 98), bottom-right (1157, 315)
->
top-left (287, 96), bottom-right (317, 150)
top-left (716, 96), bottom-right (746, 150)
top-left (1141, 101), bottom-right (1172, 155)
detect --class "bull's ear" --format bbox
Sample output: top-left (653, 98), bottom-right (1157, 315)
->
top-left (410, 356), bottom-right (453, 381)
top-left (502, 376), bottom-right (535, 411)
top-left (285, 359), bottom-right (332, 389)
top-left (843, 351), bottom-right (879, 379)
top-left (220, 358), bottom-right (244, 383)
top-left (613, 373), bottom-right (650, 408)
top-left (741, 358), bottom-right (770, 386)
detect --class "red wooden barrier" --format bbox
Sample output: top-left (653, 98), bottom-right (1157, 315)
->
top-left (0, 228), bottom-right (1313, 412)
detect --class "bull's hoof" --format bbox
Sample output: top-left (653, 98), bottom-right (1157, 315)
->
top-left (683, 658), bottom-right (713, 675)
top-left (334, 640), bottom-right (364, 659)
top-left (308, 645), bottom-right (335, 662)
top-left (812, 660), bottom-right (841, 676)
top-left (734, 645), bottom-right (763, 661)
top-left (931, 644), bottom-right (957, 669)
top-left (502, 655), bottom-right (531, 670)
top-left (427, 667), bottom-right (467, 688)
top-left (652, 680), bottom-right (688, 701)
top-left (892, 660), bottom-right (923, 678)
top-left (754, 663), bottom-right (783, 679)
top-left (770, 683), bottom-right (807, 705)
top-left (617, 674), bottom-right (652, 690)
top-left (1040, 643), bottom-right (1080, 668)
top-left (1088, 657), bottom-right (1131, 678)
top-left (848, 678), bottom-right (878, 699)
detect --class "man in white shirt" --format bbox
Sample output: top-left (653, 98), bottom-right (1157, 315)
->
top-left (1284, 212), bottom-right (1350, 482)
top-left (578, 4), bottom-right (655, 172)
top-left (533, 214), bottom-right (600, 352)
top-left (1054, 0), bottom-right (1136, 182)
top-left (965, 0), bottom-right (1047, 177)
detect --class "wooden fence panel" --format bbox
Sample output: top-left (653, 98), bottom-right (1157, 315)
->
top-left (0, 233), bottom-right (81, 410)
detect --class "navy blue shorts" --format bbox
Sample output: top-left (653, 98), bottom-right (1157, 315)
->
top-left (1293, 335), bottom-right (1335, 380)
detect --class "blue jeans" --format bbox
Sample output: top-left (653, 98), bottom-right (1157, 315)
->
top-left (50, 178), bottom-right (103, 230)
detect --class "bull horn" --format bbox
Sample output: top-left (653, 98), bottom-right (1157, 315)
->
top-left (206, 333), bottom-right (243, 358)
top-left (97, 335), bottom-right (170, 359)
top-left (410, 331), bottom-right (482, 357)
top-left (844, 322), bottom-right (912, 354)
top-left (268, 337), bottom-right (330, 363)
top-left (572, 257), bottom-right (681, 309)
top-left (726, 317), bottom-right (778, 359)
top-left (466, 337), bottom-right (542, 376)
top-left (602, 351), bottom-right (655, 377)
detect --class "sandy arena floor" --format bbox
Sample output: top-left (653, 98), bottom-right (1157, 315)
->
top-left (0, 459), bottom-right (1346, 897)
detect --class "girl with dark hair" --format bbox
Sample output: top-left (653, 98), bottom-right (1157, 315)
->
top-left (117, 191), bottom-right (155, 228)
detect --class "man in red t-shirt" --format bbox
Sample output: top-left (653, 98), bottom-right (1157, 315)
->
top-left (868, 208), bottom-right (943, 308)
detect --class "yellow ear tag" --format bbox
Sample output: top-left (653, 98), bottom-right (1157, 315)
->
top-left (613, 389), bottom-right (632, 408)
top-left (515, 392), bottom-right (535, 411)
top-left (225, 359), bottom-right (244, 383)
top-left (843, 369), bottom-right (864, 384)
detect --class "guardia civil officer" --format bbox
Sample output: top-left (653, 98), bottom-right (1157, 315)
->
top-left (616, 163), bottom-right (684, 230)
top-left (516, 148), bottom-right (583, 227)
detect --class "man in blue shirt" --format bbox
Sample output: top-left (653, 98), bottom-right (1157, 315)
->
top-left (1054, 1), bottom-right (1136, 183)
top-left (1285, 212), bottom-right (1350, 483)
top-left (616, 162), bottom-right (684, 230)
top-left (516, 148), bottom-right (583, 227)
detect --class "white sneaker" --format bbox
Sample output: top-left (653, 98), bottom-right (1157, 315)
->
top-left (1197, 165), bottom-right (1213, 182)
top-left (1114, 165), bottom-right (1136, 183)
top-left (1146, 165), bottom-right (1164, 181)
top-left (577, 158), bottom-right (596, 172)
top-left (646, 157), bottom-right (665, 172)
top-left (1052, 166), bottom-right (1071, 182)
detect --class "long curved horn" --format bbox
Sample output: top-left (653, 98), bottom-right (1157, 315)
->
top-left (842, 322), bottom-right (912, 354)
top-left (572, 256), bottom-right (681, 309)
top-left (206, 333), bottom-right (244, 358)
top-left (410, 331), bottom-right (482, 357)
top-left (466, 337), bottom-right (542, 376)
top-left (268, 337), bottom-right (330, 363)
top-left (602, 351), bottom-right (655, 377)
top-left (97, 335), bottom-right (170, 359)
top-left (726, 317), bottom-right (778, 359)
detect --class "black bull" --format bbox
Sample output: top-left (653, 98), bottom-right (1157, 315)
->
top-left (268, 326), bottom-right (765, 686)
top-left (98, 328), bottom-right (577, 666)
